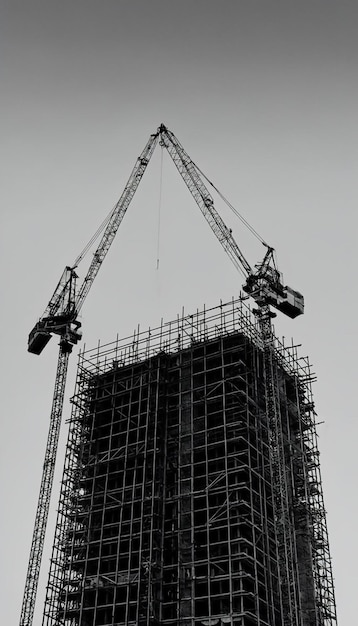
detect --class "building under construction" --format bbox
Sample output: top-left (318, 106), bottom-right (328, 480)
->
top-left (42, 297), bottom-right (336, 626)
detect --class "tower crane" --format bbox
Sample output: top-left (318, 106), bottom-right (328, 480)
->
top-left (21, 124), bottom-right (303, 626)
top-left (20, 130), bottom-right (160, 626)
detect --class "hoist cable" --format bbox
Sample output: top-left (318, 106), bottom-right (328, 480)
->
top-left (156, 146), bottom-right (164, 269)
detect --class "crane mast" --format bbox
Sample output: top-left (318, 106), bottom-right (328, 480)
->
top-left (22, 123), bottom-right (304, 626)
top-left (255, 305), bottom-right (301, 625)
top-left (19, 348), bottom-right (70, 626)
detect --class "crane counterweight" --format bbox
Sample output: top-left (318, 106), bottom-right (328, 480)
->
top-left (28, 317), bottom-right (82, 355)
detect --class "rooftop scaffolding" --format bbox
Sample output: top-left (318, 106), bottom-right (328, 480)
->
top-left (42, 296), bottom-right (337, 626)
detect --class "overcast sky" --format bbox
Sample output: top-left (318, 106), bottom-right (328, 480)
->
top-left (1, 1), bottom-right (357, 624)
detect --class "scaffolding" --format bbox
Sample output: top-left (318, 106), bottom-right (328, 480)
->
top-left (42, 296), bottom-right (337, 626)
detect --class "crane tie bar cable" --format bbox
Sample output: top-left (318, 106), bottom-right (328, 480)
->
top-left (192, 160), bottom-right (267, 246)
top-left (72, 205), bottom-right (116, 268)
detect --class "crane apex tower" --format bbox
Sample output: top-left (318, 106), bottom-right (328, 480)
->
top-left (42, 297), bottom-right (336, 626)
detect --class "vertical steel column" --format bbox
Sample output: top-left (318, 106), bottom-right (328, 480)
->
top-left (178, 350), bottom-right (194, 624)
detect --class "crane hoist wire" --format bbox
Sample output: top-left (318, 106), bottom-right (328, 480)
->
top-left (156, 144), bottom-right (164, 270)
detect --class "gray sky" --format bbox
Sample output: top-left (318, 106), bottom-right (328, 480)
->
top-left (1, 1), bottom-right (357, 623)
